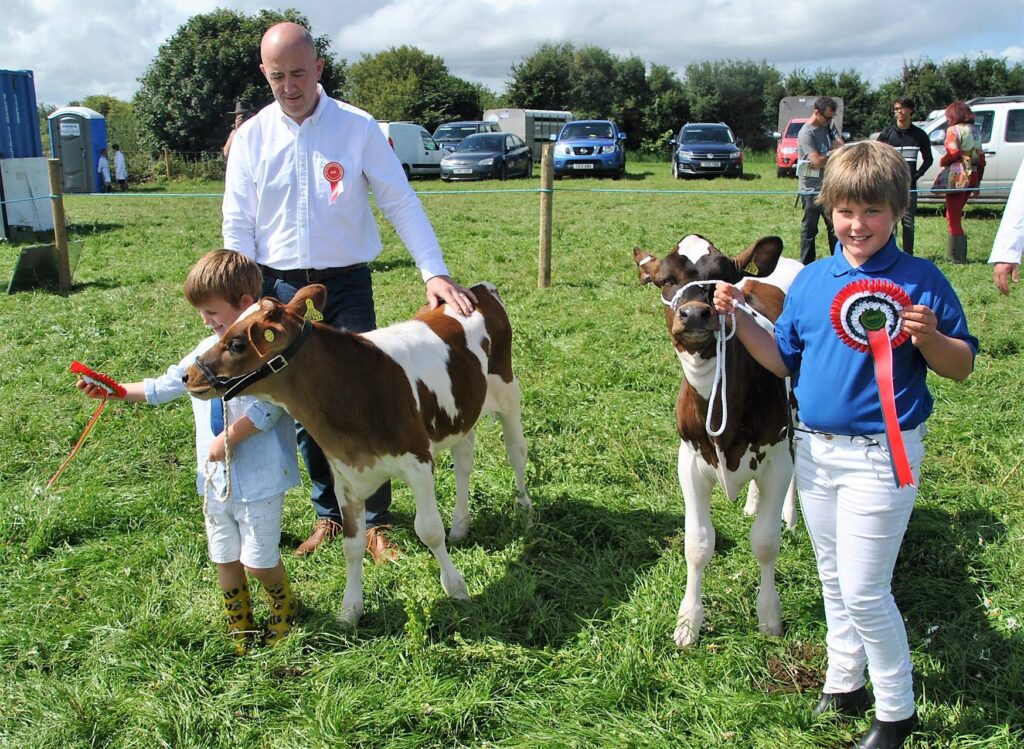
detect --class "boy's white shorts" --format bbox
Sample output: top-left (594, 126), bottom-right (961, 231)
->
top-left (204, 494), bottom-right (284, 569)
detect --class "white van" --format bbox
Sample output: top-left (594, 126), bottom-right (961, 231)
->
top-left (918, 95), bottom-right (1024, 201)
top-left (377, 122), bottom-right (443, 179)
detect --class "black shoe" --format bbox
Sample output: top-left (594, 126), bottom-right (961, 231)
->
top-left (856, 713), bottom-right (917, 749)
top-left (813, 686), bottom-right (873, 717)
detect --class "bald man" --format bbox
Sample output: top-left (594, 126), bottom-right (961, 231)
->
top-left (223, 22), bottom-right (477, 561)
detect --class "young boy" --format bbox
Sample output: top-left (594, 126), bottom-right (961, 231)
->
top-left (714, 140), bottom-right (977, 749)
top-left (77, 250), bottom-right (300, 651)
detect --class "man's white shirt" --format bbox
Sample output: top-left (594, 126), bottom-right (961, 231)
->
top-left (222, 85), bottom-right (448, 281)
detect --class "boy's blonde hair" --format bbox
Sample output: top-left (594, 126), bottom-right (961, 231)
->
top-left (184, 250), bottom-right (262, 308)
top-left (816, 140), bottom-right (910, 219)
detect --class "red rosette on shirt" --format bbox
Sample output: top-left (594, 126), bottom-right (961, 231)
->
top-left (323, 161), bottom-right (344, 203)
top-left (829, 279), bottom-right (915, 488)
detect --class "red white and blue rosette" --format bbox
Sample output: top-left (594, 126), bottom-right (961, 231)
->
top-left (829, 279), bottom-right (916, 488)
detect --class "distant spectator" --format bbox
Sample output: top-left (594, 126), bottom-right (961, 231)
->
top-left (97, 148), bottom-right (111, 192)
top-left (989, 158), bottom-right (1024, 295)
top-left (876, 97), bottom-right (933, 255)
top-left (222, 101), bottom-right (252, 160)
top-left (936, 100), bottom-right (984, 264)
top-left (112, 144), bottom-right (128, 191)
top-left (796, 96), bottom-right (844, 264)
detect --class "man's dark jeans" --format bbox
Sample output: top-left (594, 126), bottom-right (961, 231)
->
top-left (800, 194), bottom-right (838, 265)
top-left (898, 190), bottom-right (918, 255)
top-left (262, 266), bottom-right (391, 527)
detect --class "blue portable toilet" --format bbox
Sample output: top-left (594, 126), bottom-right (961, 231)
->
top-left (0, 70), bottom-right (43, 159)
top-left (48, 106), bottom-right (106, 193)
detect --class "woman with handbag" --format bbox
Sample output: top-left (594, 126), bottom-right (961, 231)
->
top-left (936, 100), bottom-right (985, 264)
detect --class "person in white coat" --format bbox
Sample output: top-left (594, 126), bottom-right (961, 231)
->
top-left (112, 144), bottom-right (128, 191)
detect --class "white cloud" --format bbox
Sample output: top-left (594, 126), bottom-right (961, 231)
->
top-left (3, 0), bottom-right (1022, 106)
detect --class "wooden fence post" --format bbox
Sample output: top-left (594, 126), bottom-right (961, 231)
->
top-left (164, 148), bottom-right (172, 180)
top-left (538, 143), bottom-right (553, 288)
top-left (47, 158), bottom-right (72, 293)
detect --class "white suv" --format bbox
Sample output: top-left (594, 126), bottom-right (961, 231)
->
top-left (918, 95), bottom-right (1024, 202)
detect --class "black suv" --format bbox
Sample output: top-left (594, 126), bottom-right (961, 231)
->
top-left (670, 123), bottom-right (744, 178)
top-left (432, 121), bottom-right (500, 152)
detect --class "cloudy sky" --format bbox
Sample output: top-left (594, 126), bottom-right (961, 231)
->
top-left (3, 0), bottom-right (1022, 107)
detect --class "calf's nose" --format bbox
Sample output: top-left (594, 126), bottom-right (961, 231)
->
top-left (678, 305), bottom-right (712, 325)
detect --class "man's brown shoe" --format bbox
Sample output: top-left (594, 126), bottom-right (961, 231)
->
top-left (294, 518), bottom-right (342, 557)
top-left (366, 525), bottom-right (400, 564)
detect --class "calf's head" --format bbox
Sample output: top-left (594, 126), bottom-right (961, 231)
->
top-left (184, 284), bottom-right (327, 401)
top-left (633, 235), bottom-right (784, 354)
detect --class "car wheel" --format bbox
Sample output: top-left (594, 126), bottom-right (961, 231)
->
top-left (672, 162), bottom-right (682, 179)
top-left (499, 162), bottom-right (508, 180)
top-left (402, 164), bottom-right (412, 180)
top-left (526, 159), bottom-right (533, 179)
top-left (776, 166), bottom-right (786, 178)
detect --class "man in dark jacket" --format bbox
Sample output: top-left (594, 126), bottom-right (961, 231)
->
top-left (877, 97), bottom-right (933, 255)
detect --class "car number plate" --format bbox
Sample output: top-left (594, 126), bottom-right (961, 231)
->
top-left (454, 168), bottom-right (473, 174)
top-left (700, 161), bottom-right (721, 168)
top-left (572, 163), bottom-right (595, 170)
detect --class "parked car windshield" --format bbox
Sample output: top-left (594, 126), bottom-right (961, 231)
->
top-left (681, 127), bottom-right (734, 144)
top-left (435, 124), bottom-right (480, 140)
top-left (456, 134), bottom-right (505, 152)
top-left (561, 123), bottom-right (614, 140)
top-left (785, 121), bottom-right (803, 138)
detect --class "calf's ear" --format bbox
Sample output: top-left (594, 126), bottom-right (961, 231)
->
top-left (733, 236), bottom-right (784, 278)
top-left (632, 247), bottom-right (661, 285)
top-left (287, 284), bottom-right (327, 321)
top-left (244, 299), bottom-right (288, 357)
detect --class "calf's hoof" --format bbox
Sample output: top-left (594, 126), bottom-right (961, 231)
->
top-left (441, 571), bottom-right (470, 601)
top-left (447, 518), bottom-right (470, 545)
top-left (515, 493), bottom-right (533, 510)
top-left (674, 603), bottom-right (704, 648)
top-left (337, 603), bottom-right (364, 629)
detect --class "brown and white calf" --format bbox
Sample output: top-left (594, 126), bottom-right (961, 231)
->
top-left (184, 282), bottom-right (530, 626)
top-left (633, 234), bottom-right (801, 647)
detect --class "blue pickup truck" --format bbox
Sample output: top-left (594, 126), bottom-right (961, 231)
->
top-left (551, 119), bottom-right (627, 178)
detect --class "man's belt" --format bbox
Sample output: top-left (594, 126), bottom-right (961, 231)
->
top-left (259, 263), bottom-right (367, 285)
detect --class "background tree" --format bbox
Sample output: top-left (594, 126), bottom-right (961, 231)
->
top-left (37, 103), bottom-right (57, 155)
top-left (569, 46), bottom-right (618, 118)
top-left (610, 56), bottom-right (651, 150)
top-left (345, 46), bottom-right (483, 131)
top-left (76, 95), bottom-right (141, 159)
top-left (507, 42), bottom-right (576, 111)
top-left (641, 64), bottom-right (690, 156)
top-left (685, 60), bottom-right (781, 150)
top-left (134, 9), bottom-right (344, 154)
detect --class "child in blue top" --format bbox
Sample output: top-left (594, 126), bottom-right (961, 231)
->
top-left (715, 140), bottom-right (977, 749)
top-left (77, 250), bottom-right (300, 652)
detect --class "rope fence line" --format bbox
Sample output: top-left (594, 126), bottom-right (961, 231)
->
top-left (0, 185), bottom-right (1007, 208)
top-left (3, 151), bottom-right (1010, 294)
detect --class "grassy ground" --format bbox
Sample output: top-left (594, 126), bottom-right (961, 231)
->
top-left (1, 153), bottom-right (1021, 748)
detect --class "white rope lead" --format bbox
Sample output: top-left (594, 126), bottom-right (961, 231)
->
top-left (662, 280), bottom-right (735, 437)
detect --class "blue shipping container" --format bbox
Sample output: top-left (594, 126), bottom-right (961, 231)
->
top-left (1, 69), bottom-right (43, 159)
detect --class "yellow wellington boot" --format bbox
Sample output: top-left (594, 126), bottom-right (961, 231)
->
top-left (222, 582), bottom-right (254, 654)
top-left (262, 575), bottom-right (299, 646)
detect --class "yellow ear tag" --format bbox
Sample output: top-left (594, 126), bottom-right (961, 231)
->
top-left (303, 298), bottom-right (323, 322)
top-left (744, 261), bottom-right (760, 275)
top-left (263, 329), bottom-right (275, 343)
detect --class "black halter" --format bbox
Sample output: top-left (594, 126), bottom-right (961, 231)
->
top-left (194, 320), bottom-right (312, 401)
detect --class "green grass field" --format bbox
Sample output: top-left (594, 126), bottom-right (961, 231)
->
top-left (1, 153), bottom-right (1021, 748)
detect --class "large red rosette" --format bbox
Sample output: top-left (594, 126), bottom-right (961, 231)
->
top-left (829, 279), bottom-right (915, 488)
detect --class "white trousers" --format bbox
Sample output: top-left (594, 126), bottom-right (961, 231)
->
top-left (796, 425), bottom-right (925, 722)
